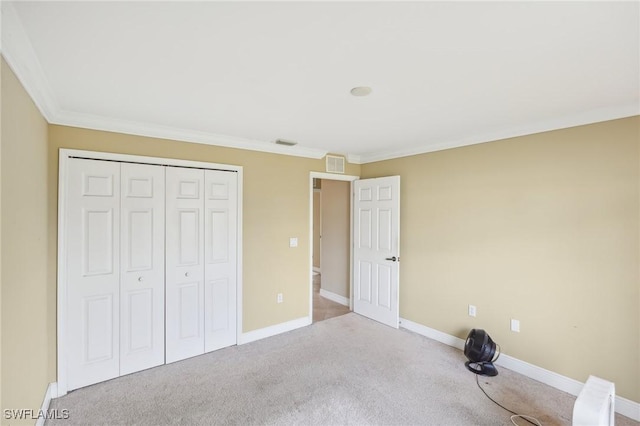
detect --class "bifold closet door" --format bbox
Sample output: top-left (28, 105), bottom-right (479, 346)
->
top-left (66, 159), bottom-right (121, 390)
top-left (204, 170), bottom-right (237, 352)
top-left (66, 159), bottom-right (166, 390)
top-left (66, 158), bottom-right (238, 387)
top-left (165, 168), bottom-right (238, 362)
top-left (165, 167), bottom-right (205, 363)
top-left (119, 163), bottom-right (166, 375)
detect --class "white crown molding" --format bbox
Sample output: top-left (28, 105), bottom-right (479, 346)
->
top-left (1, 2), bottom-right (327, 160)
top-left (356, 104), bottom-right (640, 164)
top-left (4, 1), bottom-right (637, 166)
top-left (52, 109), bottom-right (328, 160)
top-left (1, 1), bottom-right (58, 122)
top-left (346, 153), bottom-right (362, 164)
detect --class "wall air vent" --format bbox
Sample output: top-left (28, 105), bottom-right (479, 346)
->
top-left (326, 155), bottom-right (345, 174)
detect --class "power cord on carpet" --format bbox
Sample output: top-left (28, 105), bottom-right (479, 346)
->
top-left (474, 370), bottom-right (542, 426)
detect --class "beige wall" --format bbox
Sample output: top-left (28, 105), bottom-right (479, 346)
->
top-left (313, 190), bottom-right (321, 269)
top-left (1, 59), bottom-right (51, 423)
top-left (48, 125), bottom-right (361, 336)
top-left (320, 180), bottom-right (351, 298)
top-left (361, 117), bottom-right (640, 401)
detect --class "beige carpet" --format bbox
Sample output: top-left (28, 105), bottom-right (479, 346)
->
top-left (47, 313), bottom-right (638, 425)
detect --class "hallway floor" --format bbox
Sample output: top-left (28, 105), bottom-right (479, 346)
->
top-left (312, 273), bottom-right (350, 323)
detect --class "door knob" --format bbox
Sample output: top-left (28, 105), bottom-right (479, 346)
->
top-left (385, 256), bottom-right (398, 262)
top-left (138, 276), bottom-right (144, 282)
top-left (185, 272), bottom-right (190, 277)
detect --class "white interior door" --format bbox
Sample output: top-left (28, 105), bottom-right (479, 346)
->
top-left (66, 158), bottom-right (121, 390)
top-left (204, 170), bottom-right (237, 352)
top-left (165, 167), bottom-right (205, 363)
top-left (120, 163), bottom-right (165, 374)
top-left (353, 176), bottom-right (400, 328)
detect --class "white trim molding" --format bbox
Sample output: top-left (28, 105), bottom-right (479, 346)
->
top-left (310, 172), bottom-right (359, 182)
top-left (355, 104), bottom-right (640, 164)
top-left (35, 382), bottom-right (58, 426)
top-left (238, 316), bottom-right (311, 345)
top-left (52, 109), bottom-right (329, 160)
top-left (1, 2), bottom-right (58, 122)
top-left (399, 318), bottom-right (640, 422)
top-left (308, 172), bottom-right (359, 321)
top-left (3, 1), bottom-right (638, 166)
top-left (319, 289), bottom-right (350, 307)
top-left (1, 1), bottom-right (327, 162)
top-left (1, 2), bottom-right (327, 161)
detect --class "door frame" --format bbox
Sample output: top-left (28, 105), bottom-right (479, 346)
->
top-left (308, 172), bottom-right (359, 320)
top-left (312, 188), bottom-right (321, 274)
top-left (57, 148), bottom-right (244, 396)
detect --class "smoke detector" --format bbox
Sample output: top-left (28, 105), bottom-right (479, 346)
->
top-left (350, 86), bottom-right (372, 97)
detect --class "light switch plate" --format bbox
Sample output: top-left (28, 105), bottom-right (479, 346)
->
top-left (289, 237), bottom-right (298, 248)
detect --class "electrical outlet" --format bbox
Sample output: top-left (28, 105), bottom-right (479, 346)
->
top-left (468, 305), bottom-right (477, 317)
top-left (277, 293), bottom-right (283, 304)
top-left (289, 237), bottom-right (298, 248)
top-left (510, 319), bottom-right (520, 332)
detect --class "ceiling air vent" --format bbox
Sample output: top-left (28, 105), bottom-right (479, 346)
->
top-left (326, 155), bottom-right (345, 174)
top-left (275, 139), bottom-right (298, 147)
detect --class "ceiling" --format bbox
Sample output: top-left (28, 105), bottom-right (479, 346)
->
top-left (3, 1), bottom-right (639, 164)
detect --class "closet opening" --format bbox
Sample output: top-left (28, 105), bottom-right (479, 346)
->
top-left (57, 149), bottom-right (243, 396)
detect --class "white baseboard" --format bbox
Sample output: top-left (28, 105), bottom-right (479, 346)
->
top-left (238, 316), bottom-right (311, 345)
top-left (615, 396), bottom-right (640, 422)
top-left (399, 318), bottom-right (640, 422)
top-left (35, 382), bottom-right (58, 426)
top-left (400, 318), bottom-right (466, 350)
top-left (319, 288), bottom-right (350, 306)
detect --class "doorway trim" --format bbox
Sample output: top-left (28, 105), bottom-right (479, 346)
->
top-left (308, 172), bottom-right (359, 321)
top-left (57, 148), bottom-right (244, 396)
top-left (312, 188), bottom-right (321, 275)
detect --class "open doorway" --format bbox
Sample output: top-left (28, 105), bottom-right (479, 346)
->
top-left (309, 172), bottom-right (359, 323)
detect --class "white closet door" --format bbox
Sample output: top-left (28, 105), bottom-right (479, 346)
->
top-left (204, 170), bottom-right (237, 352)
top-left (120, 163), bottom-right (165, 374)
top-left (165, 167), bottom-right (205, 363)
top-left (66, 158), bottom-right (121, 390)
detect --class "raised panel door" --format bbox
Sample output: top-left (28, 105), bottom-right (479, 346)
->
top-left (120, 163), bottom-right (165, 375)
top-left (66, 158), bottom-right (121, 390)
top-left (204, 170), bottom-right (237, 352)
top-left (353, 176), bottom-right (400, 328)
top-left (165, 167), bottom-right (205, 363)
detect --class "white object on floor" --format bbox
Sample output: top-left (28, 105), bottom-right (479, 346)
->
top-left (572, 375), bottom-right (615, 426)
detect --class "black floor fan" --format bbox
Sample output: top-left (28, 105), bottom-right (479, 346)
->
top-left (464, 329), bottom-right (500, 376)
